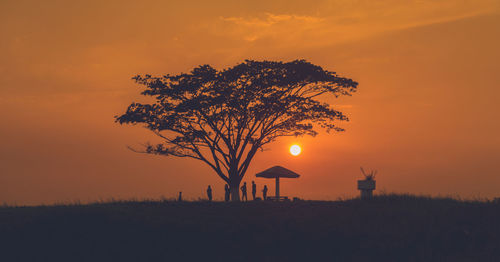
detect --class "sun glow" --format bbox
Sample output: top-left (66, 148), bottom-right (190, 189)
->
top-left (290, 145), bottom-right (302, 156)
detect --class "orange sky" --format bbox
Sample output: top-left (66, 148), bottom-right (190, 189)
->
top-left (1, 0), bottom-right (500, 205)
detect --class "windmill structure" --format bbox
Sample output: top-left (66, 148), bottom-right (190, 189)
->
top-left (358, 167), bottom-right (377, 199)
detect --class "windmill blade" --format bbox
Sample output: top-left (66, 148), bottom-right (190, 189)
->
top-left (360, 167), bottom-right (366, 175)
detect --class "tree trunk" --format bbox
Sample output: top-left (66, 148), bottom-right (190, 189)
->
top-left (230, 185), bottom-right (240, 202)
top-left (229, 178), bottom-right (241, 201)
top-left (229, 172), bottom-right (241, 201)
top-left (228, 164), bottom-right (241, 202)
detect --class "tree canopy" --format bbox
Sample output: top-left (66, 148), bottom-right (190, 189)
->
top-left (116, 60), bottom-right (357, 200)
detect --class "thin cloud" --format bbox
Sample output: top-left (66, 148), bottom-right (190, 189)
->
top-left (214, 1), bottom-right (498, 47)
top-left (218, 12), bottom-right (325, 43)
top-left (220, 13), bottom-right (324, 28)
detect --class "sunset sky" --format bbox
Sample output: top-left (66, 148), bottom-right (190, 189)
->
top-left (1, 0), bottom-right (499, 205)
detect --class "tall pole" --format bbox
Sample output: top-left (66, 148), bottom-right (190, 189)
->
top-left (275, 177), bottom-right (280, 199)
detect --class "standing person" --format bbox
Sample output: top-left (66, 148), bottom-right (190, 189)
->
top-left (207, 185), bottom-right (212, 202)
top-left (224, 184), bottom-right (230, 202)
top-left (251, 181), bottom-right (257, 200)
top-left (262, 185), bottom-right (268, 200)
top-left (241, 182), bottom-right (248, 201)
top-left (178, 192), bottom-right (182, 202)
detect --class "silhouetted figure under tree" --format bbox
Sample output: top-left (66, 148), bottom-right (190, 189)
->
top-left (252, 181), bottom-right (257, 200)
top-left (224, 184), bottom-right (230, 202)
top-left (207, 185), bottom-right (212, 202)
top-left (116, 60), bottom-right (358, 201)
top-left (263, 185), bottom-right (268, 200)
top-left (241, 182), bottom-right (248, 201)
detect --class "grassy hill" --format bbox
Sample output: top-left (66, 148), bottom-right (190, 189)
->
top-left (1, 194), bottom-right (499, 261)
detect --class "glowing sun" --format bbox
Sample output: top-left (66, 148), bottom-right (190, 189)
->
top-left (290, 145), bottom-right (302, 156)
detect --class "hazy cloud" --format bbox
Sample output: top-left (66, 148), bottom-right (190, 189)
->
top-left (219, 13), bottom-right (325, 43)
top-left (220, 13), bottom-right (324, 28)
top-left (214, 0), bottom-right (499, 47)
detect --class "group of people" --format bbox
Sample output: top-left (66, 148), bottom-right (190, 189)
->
top-left (206, 181), bottom-right (268, 201)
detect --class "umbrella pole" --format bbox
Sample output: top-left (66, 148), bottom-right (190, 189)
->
top-left (276, 177), bottom-right (280, 199)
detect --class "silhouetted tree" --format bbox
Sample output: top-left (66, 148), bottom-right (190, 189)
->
top-left (116, 60), bottom-right (357, 201)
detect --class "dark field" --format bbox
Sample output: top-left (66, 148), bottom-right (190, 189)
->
top-left (1, 194), bottom-right (500, 261)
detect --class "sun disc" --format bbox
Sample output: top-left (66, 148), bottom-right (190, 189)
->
top-left (290, 145), bottom-right (301, 156)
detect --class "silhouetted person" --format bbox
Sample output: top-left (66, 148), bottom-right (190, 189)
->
top-left (262, 185), bottom-right (268, 200)
top-left (178, 192), bottom-right (182, 202)
top-left (241, 182), bottom-right (248, 201)
top-left (224, 184), bottom-right (230, 202)
top-left (251, 181), bottom-right (257, 200)
top-left (207, 185), bottom-right (212, 202)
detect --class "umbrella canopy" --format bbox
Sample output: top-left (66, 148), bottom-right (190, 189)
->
top-left (255, 166), bottom-right (300, 178)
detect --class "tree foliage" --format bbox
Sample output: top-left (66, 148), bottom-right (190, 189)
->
top-left (116, 60), bottom-right (357, 198)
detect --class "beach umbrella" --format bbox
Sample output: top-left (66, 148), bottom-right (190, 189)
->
top-left (255, 166), bottom-right (300, 198)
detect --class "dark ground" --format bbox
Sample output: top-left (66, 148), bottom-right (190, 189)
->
top-left (1, 194), bottom-right (500, 262)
